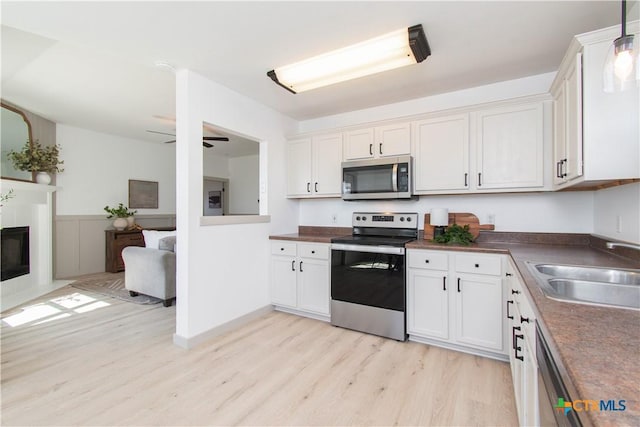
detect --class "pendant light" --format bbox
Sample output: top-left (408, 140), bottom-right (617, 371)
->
top-left (603, 0), bottom-right (639, 92)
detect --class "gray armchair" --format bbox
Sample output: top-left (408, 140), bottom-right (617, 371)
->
top-left (122, 236), bottom-right (176, 307)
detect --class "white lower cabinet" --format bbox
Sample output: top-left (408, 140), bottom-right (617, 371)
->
top-left (270, 241), bottom-right (330, 320)
top-left (506, 259), bottom-right (538, 427)
top-left (407, 249), bottom-right (506, 358)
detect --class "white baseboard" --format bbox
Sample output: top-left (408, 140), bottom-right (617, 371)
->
top-left (408, 335), bottom-right (509, 362)
top-left (172, 304), bottom-right (274, 349)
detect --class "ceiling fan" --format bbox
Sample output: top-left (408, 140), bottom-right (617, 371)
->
top-left (146, 130), bottom-right (229, 148)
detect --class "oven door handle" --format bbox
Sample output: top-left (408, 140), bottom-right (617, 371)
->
top-left (331, 243), bottom-right (405, 255)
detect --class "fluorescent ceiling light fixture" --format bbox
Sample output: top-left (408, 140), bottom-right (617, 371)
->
top-left (268, 24), bottom-right (430, 93)
top-left (603, 0), bottom-right (639, 92)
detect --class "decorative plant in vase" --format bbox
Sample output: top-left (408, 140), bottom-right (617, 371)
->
top-left (104, 203), bottom-right (137, 231)
top-left (7, 140), bottom-right (64, 184)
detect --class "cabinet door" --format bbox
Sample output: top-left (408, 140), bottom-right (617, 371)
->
top-left (553, 81), bottom-right (567, 185)
top-left (375, 122), bottom-right (411, 157)
top-left (270, 255), bottom-right (297, 308)
top-left (455, 273), bottom-right (504, 352)
top-left (286, 138), bottom-right (312, 196)
top-left (312, 133), bottom-right (343, 196)
top-left (408, 269), bottom-right (449, 340)
top-left (476, 103), bottom-right (544, 189)
top-left (564, 52), bottom-right (583, 182)
top-left (297, 258), bottom-right (330, 315)
top-left (413, 115), bottom-right (469, 192)
top-left (343, 128), bottom-right (374, 160)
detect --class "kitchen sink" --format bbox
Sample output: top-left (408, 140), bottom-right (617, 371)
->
top-left (526, 263), bottom-right (640, 310)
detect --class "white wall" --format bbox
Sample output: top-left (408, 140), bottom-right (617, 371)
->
top-left (228, 154), bottom-right (259, 214)
top-left (175, 69), bottom-right (297, 343)
top-left (298, 73), bottom-right (556, 133)
top-left (300, 191), bottom-right (595, 233)
top-left (55, 124), bottom-right (176, 215)
top-left (593, 182), bottom-right (640, 244)
top-left (203, 151), bottom-right (229, 178)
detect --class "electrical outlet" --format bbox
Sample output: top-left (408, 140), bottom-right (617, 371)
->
top-left (331, 213), bottom-right (337, 224)
top-left (616, 215), bottom-right (623, 233)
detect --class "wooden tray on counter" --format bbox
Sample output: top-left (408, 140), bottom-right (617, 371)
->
top-left (423, 212), bottom-right (494, 240)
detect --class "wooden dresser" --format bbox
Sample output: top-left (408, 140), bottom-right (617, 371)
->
top-left (105, 230), bottom-right (145, 273)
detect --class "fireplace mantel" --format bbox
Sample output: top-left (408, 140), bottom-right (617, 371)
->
top-left (1, 179), bottom-right (59, 194)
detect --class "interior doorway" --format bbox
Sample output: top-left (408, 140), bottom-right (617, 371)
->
top-left (203, 177), bottom-right (229, 216)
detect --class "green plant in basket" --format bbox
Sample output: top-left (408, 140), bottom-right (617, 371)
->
top-left (433, 223), bottom-right (475, 245)
top-left (7, 140), bottom-right (64, 173)
top-left (104, 203), bottom-right (137, 219)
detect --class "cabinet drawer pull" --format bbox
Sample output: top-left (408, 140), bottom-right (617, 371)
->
top-left (507, 300), bottom-right (514, 319)
top-left (291, 260), bottom-right (295, 271)
top-left (299, 261), bottom-right (303, 272)
top-left (562, 158), bottom-right (568, 178)
top-left (443, 276), bottom-right (446, 291)
top-left (478, 173), bottom-right (482, 187)
top-left (556, 161), bottom-right (562, 179)
top-left (512, 325), bottom-right (521, 349)
top-left (314, 182), bottom-right (318, 192)
top-left (369, 143), bottom-right (373, 156)
top-left (457, 278), bottom-right (461, 292)
top-left (464, 173), bottom-right (468, 187)
top-left (379, 143), bottom-right (383, 155)
top-left (307, 182), bottom-right (311, 193)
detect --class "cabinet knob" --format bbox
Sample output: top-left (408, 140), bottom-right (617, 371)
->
top-left (425, 259), bottom-right (430, 263)
top-left (280, 247), bottom-right (284, 251)
top-left (311, 250), bottom-right (315, 254)
top-left (474, 263), bottom-right (480, 268)
top-left (506, 272), bottom-right (513, 277)
top-left (512, 289), bottom-right (520, 295)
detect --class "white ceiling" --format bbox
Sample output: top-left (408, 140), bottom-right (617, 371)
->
top-left (0, 1), bottom-right (633, 146)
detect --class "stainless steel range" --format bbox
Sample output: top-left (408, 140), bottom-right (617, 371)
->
top-left (330, 212), bottom-right (418, 341)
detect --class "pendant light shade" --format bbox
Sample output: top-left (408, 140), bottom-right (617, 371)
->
top-left (603, 0), bottom-right (639, 92)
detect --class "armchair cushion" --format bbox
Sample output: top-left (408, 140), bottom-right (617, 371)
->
top-left (142, 230), bottom-right (177, 249)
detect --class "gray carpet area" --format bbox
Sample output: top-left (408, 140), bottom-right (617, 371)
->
top-left (70, 272), bottom-right (162, 305)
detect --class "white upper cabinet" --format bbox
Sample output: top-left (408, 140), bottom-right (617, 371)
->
top-left (287, 133), bottom-right (342, 198)
top-left (413, 114), bottom-right (470, 192)
top-left (551, 23), bottom-right (639, 189)
top-left (312, 133), bottom-right (343, 196)
top-left (286, 137), bottom-right (313, 197)
top-left (343, 128), bottom-right (374, 160)
top-left (475, 102), bottom-right (544, 190)
top-left (552, 53), bottom-right (584, 185)
top-left (343, 122), bottom-right (410, 160)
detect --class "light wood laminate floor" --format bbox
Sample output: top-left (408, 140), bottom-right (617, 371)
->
top-left (1, 285), bottom-right (518, 426)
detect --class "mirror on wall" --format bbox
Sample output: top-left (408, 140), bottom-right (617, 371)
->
top-left (1, 103), bottom-right (33, 181)
top-left (202, 122), bottom-right (260, 216)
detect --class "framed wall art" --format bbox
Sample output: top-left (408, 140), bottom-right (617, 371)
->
top-left (129, 179), bottom-right (158, 209)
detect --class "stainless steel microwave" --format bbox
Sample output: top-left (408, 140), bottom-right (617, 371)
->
top-left (341, 156), bottom-right (413, 200)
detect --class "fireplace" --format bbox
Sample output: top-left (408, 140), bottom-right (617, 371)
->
top-left (1, 226), bottom-right (30, 281)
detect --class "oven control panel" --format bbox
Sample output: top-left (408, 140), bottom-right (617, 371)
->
top-left (352, 212), bottom-right (418, 229)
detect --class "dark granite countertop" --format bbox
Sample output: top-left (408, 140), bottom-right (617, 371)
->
top-left (271, 228), bottom-right (640, 425)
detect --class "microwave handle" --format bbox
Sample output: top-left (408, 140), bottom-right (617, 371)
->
top-left (392, 163), bottom-right (398, 192)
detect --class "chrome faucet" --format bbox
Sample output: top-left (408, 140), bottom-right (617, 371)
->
top-left (606, 242), bottom-right (640, 251)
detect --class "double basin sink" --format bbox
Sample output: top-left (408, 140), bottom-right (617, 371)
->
top-left (526, 262), bottom-right (640, 310)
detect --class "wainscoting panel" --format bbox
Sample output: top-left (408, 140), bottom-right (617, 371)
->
top-left (55, 215), bottom-right (176, 279)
